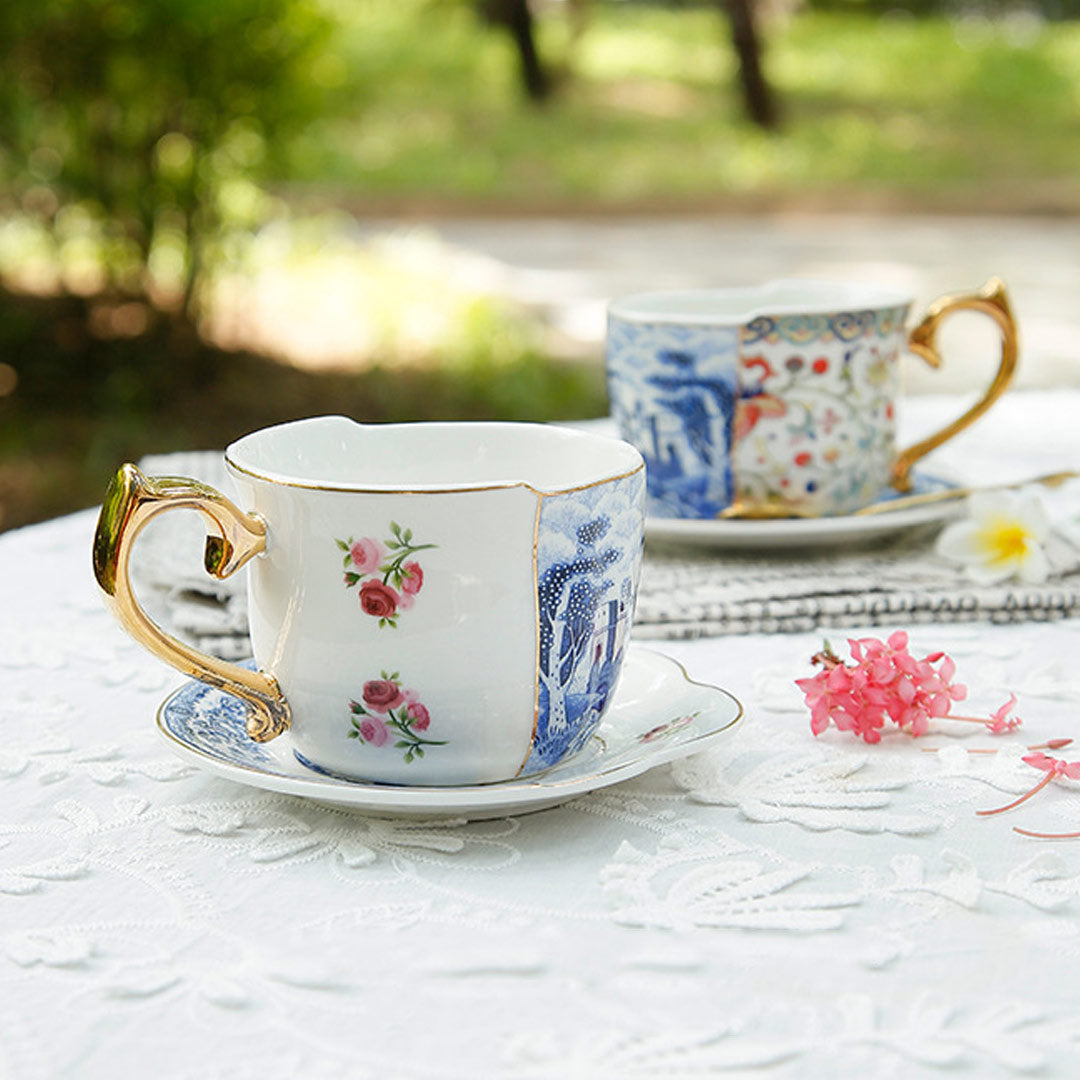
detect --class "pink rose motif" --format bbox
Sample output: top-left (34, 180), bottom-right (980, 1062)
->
top-left (397, 591), bottom-right (415, 612)
top-left (362, 678), bottom-right (404, 713)
top-left (400, 561), bottom-right (424, 595)
top-left (350, 538), bottom-right (385, 575)
top-left (359, 580), bottom-right (399, 619)
top-left (406, 701), bottom-right (430, 731)
top-left (358, 716), bottom-right (389, 746)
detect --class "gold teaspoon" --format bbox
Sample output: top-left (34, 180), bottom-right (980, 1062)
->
top-left (852, 469), bottom-right (1080, 517)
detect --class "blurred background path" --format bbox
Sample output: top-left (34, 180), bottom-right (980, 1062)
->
top-left (342, 211), bottom-right (1080, 392)
top-left (214, 210), bottom-right (1080, 395)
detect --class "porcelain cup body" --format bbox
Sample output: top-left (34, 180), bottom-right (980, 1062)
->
top-left (96, 418), bottom-right (646, 786)
top-left (606, 281), bottom-right (921, 519)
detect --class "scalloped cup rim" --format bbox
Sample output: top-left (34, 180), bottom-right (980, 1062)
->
top-left (225, 416), bottom-right (644, 494)
top-left (607, 279), bottom-right (913, 327)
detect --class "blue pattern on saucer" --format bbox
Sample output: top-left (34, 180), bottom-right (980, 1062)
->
top-left (158, 661), bottom-right (276, 771)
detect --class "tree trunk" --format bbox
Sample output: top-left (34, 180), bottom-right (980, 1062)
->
top-left (483, 0), bottom-right (551, 103)
top-left (722, 0), bottom-right (778, 130)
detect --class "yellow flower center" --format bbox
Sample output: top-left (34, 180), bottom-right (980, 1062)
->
top-left (979, 520), bottom-right (1031, 565)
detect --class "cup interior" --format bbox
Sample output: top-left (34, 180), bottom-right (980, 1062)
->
top-left (226, 417), bottom-right (642, 493)
top-left (608, 279), bottom-right (912, 325)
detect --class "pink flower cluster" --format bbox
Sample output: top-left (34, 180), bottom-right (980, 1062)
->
top-left (353, 677), bottom-right (431, 746)
top-left (796, 631), bottom-right (969, 743)
top-left (349, 539), bottom-right (424, 620)
top-left (337, 524), bottom-right (432, 628)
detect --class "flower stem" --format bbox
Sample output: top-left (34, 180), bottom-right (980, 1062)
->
top-left (976, 772), bottom-right (1055, 816)
top-left (1013, 827), bottom-right (1080, 839)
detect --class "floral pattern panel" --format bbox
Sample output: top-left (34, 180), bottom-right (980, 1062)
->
top-left (606, 318), bottom-right (740, 519)
top-left (734, 306), bottom-right (909, 516)
top-left (522, 468), bottom-right (646, 774)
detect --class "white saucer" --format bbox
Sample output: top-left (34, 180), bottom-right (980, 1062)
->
top-left (156, 646), bottom-right (743, 819)
top-left (645, 472), bottom-right (960, 550)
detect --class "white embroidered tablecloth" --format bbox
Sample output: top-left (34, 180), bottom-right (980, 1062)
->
top-left (4, 390), bottom-right (1080, 1079)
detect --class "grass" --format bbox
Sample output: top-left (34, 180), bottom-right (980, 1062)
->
top-left (282, 3), bottom-right (1080, 210)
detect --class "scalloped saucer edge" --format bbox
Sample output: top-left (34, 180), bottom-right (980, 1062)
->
top-left (156, 645), bottom-right (743, 819)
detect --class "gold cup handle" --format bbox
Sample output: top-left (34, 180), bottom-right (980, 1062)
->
top-left (92, 464), bottom-right (291, 742)
top-left (890, 276), bottom-right (1019, 492)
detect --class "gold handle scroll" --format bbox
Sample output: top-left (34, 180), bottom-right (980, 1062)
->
top-left (92, 464), bottom-right (291, 742)
top-left (890, 277), bottom-right (1019, 491)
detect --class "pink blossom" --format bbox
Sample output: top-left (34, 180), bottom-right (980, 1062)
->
top-left (986, 694), bottom-right (1022, 735)
top-left (359, 580), bottom-right (399, 619)
top-left (400, 561), bottom-right (424, 595)
top-left (406, 701), bottom-right (431, 731)
top-left (979, 752), bottom-right (1080, 816)
top-left (359, 716), bottom-right (389, 746)
top-left (362, 678), bottom-right (404, 713)
top-left (350, 538), bottom-right (385, 575)
top-left (1021, 752), bottom-right (1080, 779)
top-left (797, 633), bottom-right (969, 744)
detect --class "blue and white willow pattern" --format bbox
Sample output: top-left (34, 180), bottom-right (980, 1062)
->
top-left (524, 468), bottom-right (646, 773)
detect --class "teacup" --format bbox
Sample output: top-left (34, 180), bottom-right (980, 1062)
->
top-left (93, 417), bottom-right (646, 786)
top-left (605, 277), bottom-right (1017, 519)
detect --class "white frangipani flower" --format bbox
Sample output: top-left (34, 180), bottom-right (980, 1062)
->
top-left (935, 490), bottom-right (1051, 584)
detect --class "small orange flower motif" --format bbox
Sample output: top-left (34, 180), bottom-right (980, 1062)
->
top-left (734, 394), bottom-right (786, 440)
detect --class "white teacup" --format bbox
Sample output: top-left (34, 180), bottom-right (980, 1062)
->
top-left (606, 277), bottom-right (1018, 518)
top-left (93, 418), bottom-right (646, 785)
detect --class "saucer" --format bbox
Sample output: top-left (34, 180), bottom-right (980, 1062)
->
top-left (645, 472), bottom-right (959, 550)
top-left (156, 646), bottom-right (743, 819)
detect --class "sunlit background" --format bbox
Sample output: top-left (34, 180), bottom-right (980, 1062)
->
top-left (1, 0), bottom-right (1078, 529)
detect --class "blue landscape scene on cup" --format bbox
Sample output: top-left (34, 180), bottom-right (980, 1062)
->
top-left (523, 468), bottom-right (645, 774)
top-left (607, 319), bottom-right (740, 519)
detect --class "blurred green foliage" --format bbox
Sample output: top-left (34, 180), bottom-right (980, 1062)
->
top-left (0, 0), bottom-right (335, 316)
top-left (0, 285), bottom-right (607, 529)
top-left (282, 2), bottom-right (1080, 209)
top-left (3, 0), bottom-right (1079, 278)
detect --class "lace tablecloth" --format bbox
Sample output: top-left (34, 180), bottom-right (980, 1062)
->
top-left (5, 391), bottom-right (1080, 1079)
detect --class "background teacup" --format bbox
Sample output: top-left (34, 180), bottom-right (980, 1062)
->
top-left (605, 277), bottom-right (1017, 519)
top-left (93, 418), bottom-right (645, 786)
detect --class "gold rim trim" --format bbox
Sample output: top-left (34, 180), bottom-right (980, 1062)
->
top-left (517, 493), bottom-right (544, 778)
top-left (94, 464), bottom-right (291, 742)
